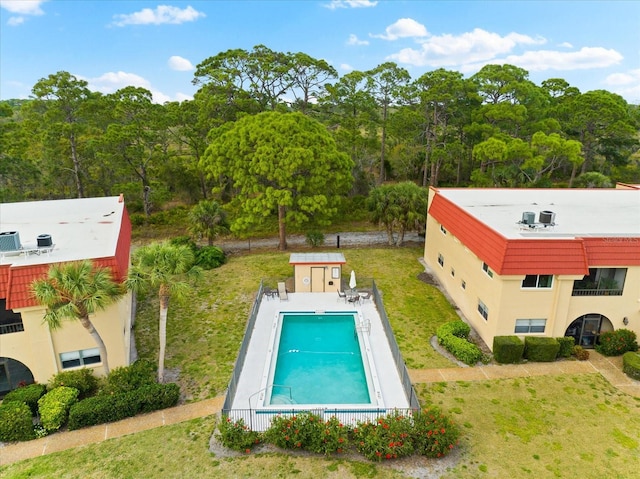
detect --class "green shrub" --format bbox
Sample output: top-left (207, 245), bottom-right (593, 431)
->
top-left (305, 231), bottom-right (325, 248)
top-left (308, 415), bottom-right (350, 455)
top-left (68, 383), bottom-right (179, 430)
top-left (439, 333), bottom-right (483, 365)
top-left (48, 368), bottom-right (99, 399)
top-left (572, 345), bottom-right (590, 361)
top-left (524, 337), bottom-right (560, 362)
top-left (0, 401), bottom-right (35, 442)
top-left (595, 329), bottom-right (638, 356)
top-left (217, 417), bottom-right (261, 452)
top-left (437, 320), bottom-right (471, 339)
top-left (129, 213), bottom-right (145, 226)
top-left (492, 336), bottom-right (524, 364)
top-left (622, 352), bottom-right (640, 381)
top-left (38, 386), bottom-right (79, 432)
top-left (353, 411), bottom-right (414, 461)
top-left (2, 383), bottom-right (47, 416)
top-left (412, 407), bottom-right (461, 458)
top-left (263, 411), bottom-right (326, 452)
top-left (556, 336), bottom-right (576, 358)
top-left (195, 246), bottom-right (226, 270)
top-left (102, 359), bottom-right (156, 395)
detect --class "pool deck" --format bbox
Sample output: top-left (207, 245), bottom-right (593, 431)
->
top-left (229, 292), bottom-right (411, 414)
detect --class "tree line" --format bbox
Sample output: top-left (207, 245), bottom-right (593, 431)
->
top-left (1, 44), bottom-right (639, 216)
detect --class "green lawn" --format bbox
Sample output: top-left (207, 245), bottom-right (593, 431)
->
top-left (2, 246), bottom-right (640, 478)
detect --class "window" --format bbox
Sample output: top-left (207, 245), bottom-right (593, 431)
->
top-left (477, 299), bottom-right (489, 320)
top-left (60, 348), bottom-right (101, 369)
top-left (438, 253), bottom-right (444, 267)
top-left (331, 267), bottom-right (340, 279)
top-left (461, 280), bottom-right (466, 290)
top-left (440, 224), bottom-right (447, 235)
top-left (515, 319), bottom-right (546, 333)
top-left (482, 262), bottom-right (494, 278)
top-left (522, 275), bottom-right (553, 288)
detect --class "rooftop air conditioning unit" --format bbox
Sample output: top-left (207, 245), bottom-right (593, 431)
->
top-left (0, 231), bottom-right (21, 252)
top-left (539, 210), bottom-right (556, 225)
top-left (521, 211), bottom-right (535, 225)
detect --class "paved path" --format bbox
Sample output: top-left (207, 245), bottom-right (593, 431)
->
top-left (1, 352), bottom-right (638, 467)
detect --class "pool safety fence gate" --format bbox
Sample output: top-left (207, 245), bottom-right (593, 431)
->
top-left (222, 407), bottom-right (419, 432)
top-left (371, 280), bottom-right (421, 411)
top-left (222, 281), bottom-right (265, 413)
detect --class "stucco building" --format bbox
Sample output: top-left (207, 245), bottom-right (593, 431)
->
top-left (0, 196), bottom-right (132, 394)
top-left (423, 186), bottom-right (640, 350)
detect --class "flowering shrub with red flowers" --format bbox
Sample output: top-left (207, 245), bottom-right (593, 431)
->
top-left (216, 416), bottom-right (261, 452)
top-left (263, 411), bottom-right (323, 451)
top-left (411, 408), bottom-right (460, 458)
top-left (595, 329), bottom-right (638, 357)
top-left (352, 411), bottom-right (415, 461)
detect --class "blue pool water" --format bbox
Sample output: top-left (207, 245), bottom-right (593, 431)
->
top-left (269, 313), bottom-right (371, 405)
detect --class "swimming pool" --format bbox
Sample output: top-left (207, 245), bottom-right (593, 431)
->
top-left (259, 311), bottom-right (383, 408)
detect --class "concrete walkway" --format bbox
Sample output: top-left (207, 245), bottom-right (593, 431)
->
top-left (1, 353), bottom-right (638, 467)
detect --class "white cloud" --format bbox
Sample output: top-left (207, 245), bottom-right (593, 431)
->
top-left (168, 55), bottom-right (194, 71)
top-left (604, 69), bottom-right (640, 104)
top-left (324, 0), bottom-right (377, 10)
top-left (371, 18), bottom-right (428, 41)
top-left (498, 47), bottom-right (623, 71)
top-left (388, 28), bottom-right (545, 67)
top-left (82, 71), bottom-right (190, 104)
top-left (0, 0), bottom-right (45, 15)
top-left (7, 15), bottom-right (24, 26)
top-left (346, 34), bottom-right (368, 46)
top-left (559, 41), bottom-right (573, 48)
top-left (112, 5), bottom-right (205, 27)
top-left (340, 63), bottom-right (354, 71)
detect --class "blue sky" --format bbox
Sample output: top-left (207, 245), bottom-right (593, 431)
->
top-left (1, 0), bottom-right (639, 104)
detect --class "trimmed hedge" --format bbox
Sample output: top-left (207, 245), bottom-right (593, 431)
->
top-left (622, 352), bottom-right (640, 381)
top-left (438, 325), bottom-right (483, 366)
top-left (493, 336), bottom-right (524, 364)
top-left (524, 337), bottom-right (560, 362)
top-left (2, 383), bottom-right (47, 416)
top-left (68, 383), bottom-right (180, 430)
top-left (436, 320), bottom-right (471, 339)
top-left (0, 401), bottom-right (35, 442)
top-left (556, 336), bottom-right (575, 358)
top-left (596, 329), bottom-right (638, 357)
top-left (102, 359), bottom-right (157, 395)
top-left (38, 386), bottom-right (79, 432)
top-left (48, 368), bottom-right (99, 399)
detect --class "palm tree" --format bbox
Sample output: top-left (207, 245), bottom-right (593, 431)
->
top-left (31, 260), bottom-right (125, 375)
top-left (126, 242), bottom-right (200, 382)
top-left (188, 199), bottom-right (229, 246)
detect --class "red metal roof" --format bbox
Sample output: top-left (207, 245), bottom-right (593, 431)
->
top-left (428, 190), bottom-right (637, 276)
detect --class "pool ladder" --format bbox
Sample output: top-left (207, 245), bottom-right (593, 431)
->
top-left (355, 318), bottom-right (371, 335)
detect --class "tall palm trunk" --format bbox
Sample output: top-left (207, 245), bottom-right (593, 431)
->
top-left (79, 315), bottom-right (110, 375)
top-left (158, 286), bottom-right (170, 382)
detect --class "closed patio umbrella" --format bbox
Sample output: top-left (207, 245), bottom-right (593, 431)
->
top-left (349, 270), bottom-right (357, 290)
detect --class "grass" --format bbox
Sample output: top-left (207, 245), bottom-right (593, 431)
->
top-left (416, 373), bottom-right (640, 478)
top-left (3, 245), bottom-right (640, 478)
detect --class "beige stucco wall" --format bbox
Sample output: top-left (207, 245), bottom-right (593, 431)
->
top-left (0, 292), bottom-right (133, 384)
top-left (293, 264), bottom-right (343, 293)
top-left (424, 213), bottom-right (640, 350)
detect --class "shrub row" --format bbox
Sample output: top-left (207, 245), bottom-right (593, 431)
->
top-left (622, 352), bottom-right (640, 381)
top-left (2, 383), bottom-right (47, 415)
top-left (47, 368), bottom-right (99, 399)
top-left (437, 320), bottom-right (482, 366)
top-left (493, 336), bottom-right (577, 364)
top-left (596, 329), bottom-right (638, 357)
top-left (219, 409), bottom-right (460, 461)
top-left (0, 401), bottom-right (35, 442)
top-left (38, 386), bottom-right (79, 432)
top-left (68, 383), bottom-right (180, 430)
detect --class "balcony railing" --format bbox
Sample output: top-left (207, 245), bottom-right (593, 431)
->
top-left (571, 288), bottom-right (623, 297)
top-left (0, 321), bottom-right (25, 334)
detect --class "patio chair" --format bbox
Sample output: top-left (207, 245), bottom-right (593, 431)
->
top-left (359, 291), bottom-right (372, 303)
top-left (337, 289), bottom-right (347, 303)
top-left (278, 282), bottom-right (288, 301)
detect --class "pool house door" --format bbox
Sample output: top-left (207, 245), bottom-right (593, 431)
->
top-left (311, 267), bottom-right (325, 292)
